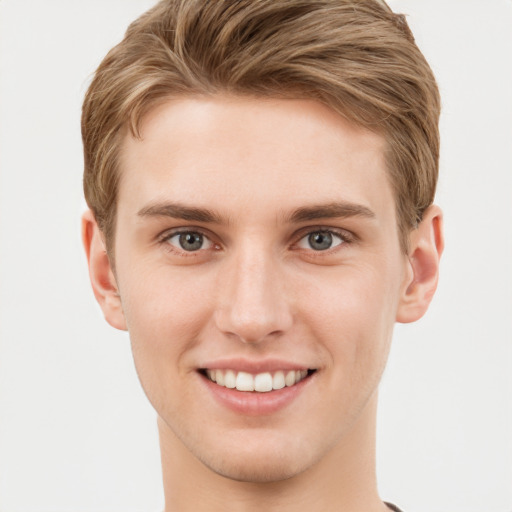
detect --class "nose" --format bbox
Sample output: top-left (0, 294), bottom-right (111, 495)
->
top-left (214, 245), bottom-right (293, 344)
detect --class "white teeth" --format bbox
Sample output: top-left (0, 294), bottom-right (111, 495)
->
top-left (205, 368), bottom-right (311, 392)
top-left (224, 369), bottom-right (236, 389)
top-left (216, 370), bottom-right (225, 386)
top-left (272, 371), bottom-right (285, 390)
top-left (285, 370), bottom-right (296, 387)
top-left (254, 372), bottom-right (273, 392)
top-left (236, 371), bottom-right (254, 391)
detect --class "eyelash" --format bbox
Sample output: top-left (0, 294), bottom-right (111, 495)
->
top-left (158, 229), bottom-right (219, 258)
top-left (157, 226), bottom-right (355, 256)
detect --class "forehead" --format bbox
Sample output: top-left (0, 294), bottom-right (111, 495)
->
top-left (117, 95), bottom-right (393, 222)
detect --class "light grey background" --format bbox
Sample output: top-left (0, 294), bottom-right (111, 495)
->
top-left (0, 1), bottom-right (511, 511)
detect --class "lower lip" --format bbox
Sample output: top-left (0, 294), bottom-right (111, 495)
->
top-left (199, 372), bottom-right (315, 416)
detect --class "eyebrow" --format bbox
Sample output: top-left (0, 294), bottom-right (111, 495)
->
top-left (137, 200), bottom-right (376, 224)
top-left (286, 202), bottom-right (376, 223)
top-left (137, 202), bottom-right (223, 223)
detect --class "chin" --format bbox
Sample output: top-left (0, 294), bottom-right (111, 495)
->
top-left (190, 430), bottom-right (322, 484)
top-left (199, 451), bottom-right (309, 483)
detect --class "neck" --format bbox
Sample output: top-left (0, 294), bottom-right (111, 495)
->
top-left (159, 392), bottom-right (388, 512)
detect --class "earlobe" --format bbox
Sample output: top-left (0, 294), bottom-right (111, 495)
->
top-left (82, 210), bottom-right (127, 331)
top-left (396, 205), bottom-right (444, 324)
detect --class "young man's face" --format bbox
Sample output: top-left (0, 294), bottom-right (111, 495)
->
top-left (89, 96), bottom-right (421, 482)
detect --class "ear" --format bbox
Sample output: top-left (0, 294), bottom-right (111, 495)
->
top-left (82, 210), bottom-right (127, 331)
top-left (396, 205), bottom-right (444, 323)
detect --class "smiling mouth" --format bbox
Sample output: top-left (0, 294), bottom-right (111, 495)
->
top-left (199, 369), bottom-right (317, 393)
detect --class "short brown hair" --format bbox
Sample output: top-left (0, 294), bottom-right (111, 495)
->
top-left (82, 0), bottom-right (440, 255)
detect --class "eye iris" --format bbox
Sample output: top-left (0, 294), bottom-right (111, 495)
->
top-left (308, 231), bottom-right (332, 251)
top-left (179, 232), bottom-right (203, 251)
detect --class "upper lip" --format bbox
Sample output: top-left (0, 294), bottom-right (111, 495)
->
top-left (199, 357), bottom-right (315, 374)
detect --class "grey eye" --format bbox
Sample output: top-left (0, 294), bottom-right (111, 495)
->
top-left (297, 230), bottom-right (344, 251)
top-left (167, 231), bottom-right (212, 252)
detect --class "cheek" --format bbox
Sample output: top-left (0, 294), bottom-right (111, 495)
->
top-left (299, 258), bottom-right (400, 325)
top-left (118, 264), bottom-right (215, 372)
top-left (121, 259), bottom-right (214, 327)
top-left (117, 264), bottom-right (218, 418)
top-left (297, 262), bottom-right (400, 376)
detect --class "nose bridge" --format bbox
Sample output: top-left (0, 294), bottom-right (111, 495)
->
top-left (215, 239), bottom-right (292, 343)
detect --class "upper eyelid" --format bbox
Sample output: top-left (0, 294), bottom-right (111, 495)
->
top-left (158, 229), bottom-right (216, 257)
top-left (293, 226), bottom-right (356, 243)
top-left (158, 227), bottom-right (215, 242)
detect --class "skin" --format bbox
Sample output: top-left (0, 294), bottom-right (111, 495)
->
top-left (83, 96), bottom-right (443, 512)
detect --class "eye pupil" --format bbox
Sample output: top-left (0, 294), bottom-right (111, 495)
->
top-left (308, 231), bottom-right (333, 251)
top-left (179, 232), bottom-right (203, 251)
